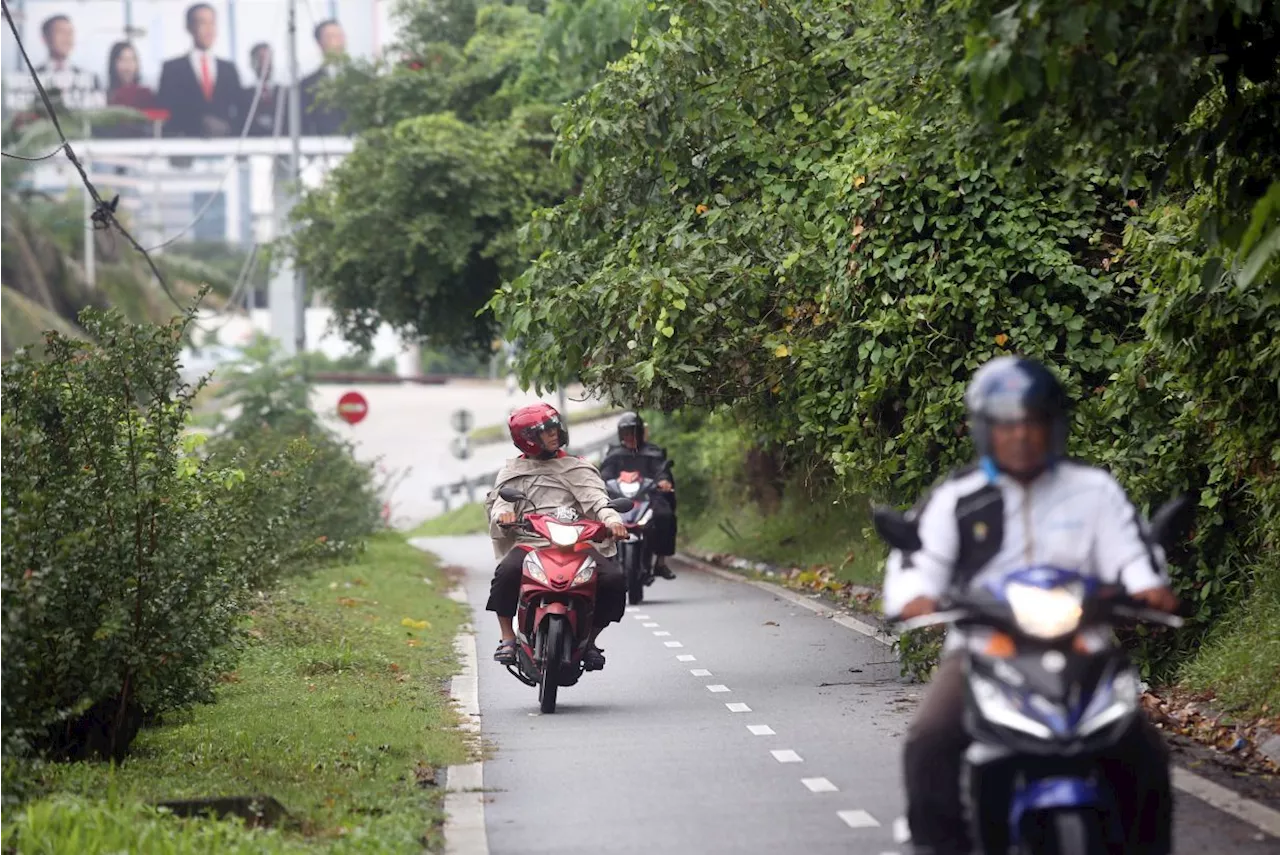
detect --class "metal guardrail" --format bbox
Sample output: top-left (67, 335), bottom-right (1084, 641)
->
top-left (430, 436), bottom-right (614, 512)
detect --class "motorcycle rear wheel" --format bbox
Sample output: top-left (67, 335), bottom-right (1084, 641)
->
top-left (539, 617), bottom-right (567, 714)
top-left (1020, 808), bottom-right (1107, 855)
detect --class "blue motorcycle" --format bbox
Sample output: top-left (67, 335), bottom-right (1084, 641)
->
top-left (874, 496), bottom-right (1191, 854)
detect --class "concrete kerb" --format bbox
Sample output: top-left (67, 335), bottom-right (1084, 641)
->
top-left (672, 552), bottom-right (1280, 841)
top-left (408, 538), bottom-right (490, 855)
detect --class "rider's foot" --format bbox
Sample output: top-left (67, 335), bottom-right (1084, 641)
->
top-left (655, 558), bottom-right (676, 580)
top-left (583, 644), bottom-right (606, 671)
top-left (494, 639), bottom-right (518, 665)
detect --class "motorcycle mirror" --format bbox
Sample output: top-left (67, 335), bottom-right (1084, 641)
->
top-left (1148, 493), bottom-right (1195, 549)
top-left (498, 486), bottom-right (527, 503)
top-left (871, 505), bottom-right (922, 552)
top-left (608, 497), bottom-right (635, 512)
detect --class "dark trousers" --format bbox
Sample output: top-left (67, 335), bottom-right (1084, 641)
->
top-left (904, 654), bottom-right (1172, 855)
top-left (485, 547), bottom-right (626, 629)
top-left (647, 491), bottom-right (677, 557)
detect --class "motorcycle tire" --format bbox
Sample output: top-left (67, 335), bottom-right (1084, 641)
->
top-left (539, 617), bottom-right (567, 714)
top-left (626, 545), bottom-right (645, 605)
top-left (1021, 809), bottom-right (1107, 855)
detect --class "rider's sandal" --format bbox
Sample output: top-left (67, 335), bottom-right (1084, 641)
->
top-left (494, 639), bottom-right (518, 665)
top-left (583, 645), bottom-right (606, 671)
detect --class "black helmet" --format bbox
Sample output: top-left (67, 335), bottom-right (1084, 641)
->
top-left (965, 356), bottom-right (1070, 463)
top-left (617, 411), bottom-right (644, 445)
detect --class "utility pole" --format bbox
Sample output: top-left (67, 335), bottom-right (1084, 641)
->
top-left (287, 0), bottom-right (307, 369)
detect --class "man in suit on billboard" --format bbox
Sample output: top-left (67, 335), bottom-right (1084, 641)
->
top-left (156, 3), bottom-right (244, 137)
top-left (5, 15), bottom-right (103, 111)
top-left (300, 19), bottom-right (348, 136)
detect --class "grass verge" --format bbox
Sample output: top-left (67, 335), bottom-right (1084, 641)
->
top-left (679, 479), bottom-right (882, 588)
top-left (4, 533), bottom-right (468, 854)
top-left (408, 503), bottom-right (488, 538)
top-left (468, 405), bottom-right (621, 445)
top-left (1179, 556), bottom-right (1280, 716)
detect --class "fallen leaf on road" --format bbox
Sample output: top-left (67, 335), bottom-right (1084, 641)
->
top-left (764, 620), bottom-right (779, 626)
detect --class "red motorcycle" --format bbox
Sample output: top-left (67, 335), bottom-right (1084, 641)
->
top-left (497, 486), bottom-right (633, 713)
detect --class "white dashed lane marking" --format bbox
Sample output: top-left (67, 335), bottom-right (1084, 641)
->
top-left (802, 777), bottom-right (839, 793)
top-left (653, 631), bottom-right (672, 637)
top-left (725, 702), bottom-right (751, 712)
top-left (664, 641), bottom-right (684, 648)
top-left (642, 622), bottom-right (659, 627)
top-left (632, 614), bottom-right (651, 620)
top-left (690, 668), bottom-right (712, 677)
top-left (837, 810), bottom-right (881, 829)
top-left (771, 749), bottom-right (803, 763)
top-left (747, 724), bottom-right (775, 736)
top-left (706, 684), bottom-right (731, 693)
top-left (676, 654), bottom-right (696, 662)
top-left (893, 817), bottom-right (910, 843)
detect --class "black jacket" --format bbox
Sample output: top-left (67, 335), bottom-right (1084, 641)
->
top-left (599, 442), bottom-right (673, 485)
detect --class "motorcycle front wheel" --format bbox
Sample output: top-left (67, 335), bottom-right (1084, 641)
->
top-left (624, 543), bottom-right (645, 605)
top-left (538, 617), bottom-right (568, 714)
top-left (1021, 808), bottom-right (1108, 855)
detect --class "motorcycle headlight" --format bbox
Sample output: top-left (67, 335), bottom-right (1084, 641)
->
top-left (1077, 668), bottom-right (1139, 736)
top-left (572, 558), bottom-right (597, 586)
top-left (546, 521), bottom-right (581, 547)
top-left (970, 673), bottom-right (1054, 739)
top-left (637, 508), bottom-right (653, 526)
top-left (1005, 581), bottom-right (1084, 639)
top-left (522, 552), bottom-right (548, 585)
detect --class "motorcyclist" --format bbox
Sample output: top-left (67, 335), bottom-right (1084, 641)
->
top-left (599, 411), bottom-right (678, 579)
top-left (882, 355), bottom-right (1179, 855)
top-left (485, 403), bottom-right (629, 671)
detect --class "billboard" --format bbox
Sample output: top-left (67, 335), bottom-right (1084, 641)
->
top-left (2, 0), bottom-right (392, 138)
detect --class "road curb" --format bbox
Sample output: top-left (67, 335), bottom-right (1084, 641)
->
top-left (410, 538), bottom-right (489, 855)
top-left (673, 551), bottom-right (1280, 839)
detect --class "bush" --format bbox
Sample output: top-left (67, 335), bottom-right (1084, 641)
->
top-left (2, 311), bottom-right (262, 761)
top-left (1, 310), bottom-right (386, 768)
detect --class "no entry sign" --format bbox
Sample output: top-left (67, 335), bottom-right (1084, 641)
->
top-left (337, 391), bottom-right (369, 426)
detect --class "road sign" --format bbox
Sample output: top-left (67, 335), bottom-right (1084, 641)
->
top-left (450, 409), bottom-right (474, 434)
top-left (337, 391), bottom-right (369, 426)
top-left (449, 436), bottom-right (471, 460)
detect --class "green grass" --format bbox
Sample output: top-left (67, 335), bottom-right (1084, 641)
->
top-left (680, 480), bottom-right (883, 587)
top-left (5, 534), bottom-right (468, 853)
top-left (408, 503), bottom-right (488, 538)
top-left (1179, 557), bottom-right (1280, 716)
top-left (468, 405), bottom-right (622, 445)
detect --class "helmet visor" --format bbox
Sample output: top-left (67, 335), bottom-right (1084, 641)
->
top-left (983, 393), bottom-right (1052, 424)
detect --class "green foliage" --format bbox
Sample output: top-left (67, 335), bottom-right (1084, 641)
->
top-left (409, 502), bottom-right (489, 537)
top-left (1, 311), bottom-right (381, 769)
top-left (494, 0), bottom-right (1280, 682)
top-left (2, 311), bottom-right (259, 761)
top-left (289, 0), bottom-right (643, 352)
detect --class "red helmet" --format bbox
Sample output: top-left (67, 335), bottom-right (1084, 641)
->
top-left (508, 403), bottom-right (569, 456)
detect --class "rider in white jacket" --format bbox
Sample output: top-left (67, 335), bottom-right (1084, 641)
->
top-left (883, 356), bottom-right (1178, 855)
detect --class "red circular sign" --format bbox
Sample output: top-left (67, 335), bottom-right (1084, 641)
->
top-left (336, 391), bottom-right (368, 425)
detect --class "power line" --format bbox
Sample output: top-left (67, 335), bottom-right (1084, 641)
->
top-left (0, 0), bottom-right (191, 315)
top-left (3, 142), bottom-right (67, 161)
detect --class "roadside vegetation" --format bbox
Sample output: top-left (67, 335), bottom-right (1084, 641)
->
top-left (409, 503), bottom-right (490, 538)
top-left (2, 307), bottom-right (467, 851)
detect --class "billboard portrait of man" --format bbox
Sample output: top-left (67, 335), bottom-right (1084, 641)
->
top-left (27, 14), bottom-right (104, 111)
top-left (156, 3), bottom-right (243, 137)
top-left (243, 42), bottom-right (289, 137)
top-left (300, 18), bottom-right (348, 136)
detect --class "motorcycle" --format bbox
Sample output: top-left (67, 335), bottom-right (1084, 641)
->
top-left (496, 486), bottom-right (633, 713)
top-left (874, 494), bottom-right (1194, 855)
top-left (603, 468), bottom-right (667, 605)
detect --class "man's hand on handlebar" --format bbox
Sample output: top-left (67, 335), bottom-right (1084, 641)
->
top-left (608, 522), bottom-right (628, 539)
top-left (498, 511), bottom-right (518, 526)
top-left (657, 480), bottom-right (674, 492)
top-left (1131, 586), bottom-right (1179, 614)
top-left (899, 596), bottom-right (938, 620)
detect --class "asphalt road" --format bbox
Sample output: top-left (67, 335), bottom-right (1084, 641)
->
top-left (419, 536), bottom-right (1278, 855)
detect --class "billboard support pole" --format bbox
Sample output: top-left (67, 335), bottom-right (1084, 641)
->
top-left (287, 0), bottom-right (307, 371)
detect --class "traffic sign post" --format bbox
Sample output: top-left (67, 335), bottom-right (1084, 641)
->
top-left (337, 391), bottom-right (369, 426)
top-left (449, 409), bottom-right (474, 460)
